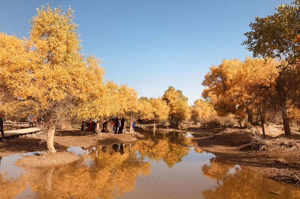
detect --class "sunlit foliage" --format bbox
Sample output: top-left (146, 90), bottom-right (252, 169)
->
top-left (163, 86), bottom-right (190, 127)
top-left (243, 1), bottom-right (300, 136)
top-left (191, 99), bottom-right (217, 123)
top-left (202, 57), bottom-right (280, 135)
top-left (0, 5), bottom-right (108, 152)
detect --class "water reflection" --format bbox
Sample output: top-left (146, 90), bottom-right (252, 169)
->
top-left (31, 145), bottom-right (150, 199)
top-left (202, 159), bottom-right (235, 182)
top-left (202, 158), bottom-right (300, 199)
top-left (132, 132), bottom-right (199, 168)
top-left (0, 132), bottom-right (300, 199)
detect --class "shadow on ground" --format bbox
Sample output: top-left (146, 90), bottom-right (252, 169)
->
top-left (0, 138), bottom-right (68, 156)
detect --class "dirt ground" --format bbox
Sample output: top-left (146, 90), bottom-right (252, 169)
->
top-left (188, 124), bottom-right (300, 186)
top-left (15, 151), bottom-right (80, 168)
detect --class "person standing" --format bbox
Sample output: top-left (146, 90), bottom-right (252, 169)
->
top-left (120, 118), bottom-right (126, 134)
top-left (28, 115), bottom-right (32, 127)
top-left (0, 113), bottom-right (4, 139)
top-left (81, 120), bottom-right (85, 132)
top-left (102, 121), bottom-right (107, 133)
top-left (115, 117), bottom-right (120, 134)
top-left (132, 122), bottom-right (136, 132)
top-left (93, 119), bottom-right (97, 134)
top-left (117, 118), bottom-right (121, 134)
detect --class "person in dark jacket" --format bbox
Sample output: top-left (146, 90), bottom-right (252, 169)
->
top-left (0, 113), bottom-right (4, 138)
top-left (81, 120), bottom-right (85, 132)
top-left (115, 117), bottom-right (121, 134)
top-left (120, 118), bottom-right (126, 134)
top-left (102, 121), bottom-right (107, 133)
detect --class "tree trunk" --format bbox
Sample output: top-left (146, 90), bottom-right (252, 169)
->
top-left (281, 96), bottom-right (291, 137)
top-left (261, 115), bottom-right (266, 138)
top-left (47, 124), bottom-right (56, 153)
top-left (44, 167), bottom-right (55, 198)
top-left (247, 110), bottom-right (253, 124)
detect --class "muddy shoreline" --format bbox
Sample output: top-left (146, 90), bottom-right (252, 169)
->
top-left (190, 127), bottom-right (300, 187)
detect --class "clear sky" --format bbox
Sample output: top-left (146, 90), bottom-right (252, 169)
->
top-left (0, 0), bottom-right (294, 105)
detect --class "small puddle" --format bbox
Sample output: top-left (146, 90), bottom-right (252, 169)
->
top-left (0, 132), bottom-right (299, 199)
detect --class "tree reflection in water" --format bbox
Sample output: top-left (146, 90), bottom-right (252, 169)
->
top-left (0, 132), bottom-right (197, 199)
top-left (26, 144), bottom-right (151, 199)
top-left (133, 132), bottom-right (199, 168)
top-left (202, 158), bottom-right (300, 199)
top-left (0, 170), bottom-right (27, 199)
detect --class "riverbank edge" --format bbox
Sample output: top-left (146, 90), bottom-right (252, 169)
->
top-left (191, 127), bottom-right (300, 187)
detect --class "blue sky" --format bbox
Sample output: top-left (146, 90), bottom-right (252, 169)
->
top-left (0, 0), bottom-right (293, 105)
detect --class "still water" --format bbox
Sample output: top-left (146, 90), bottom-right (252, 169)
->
top-left (0, 132), bottom-right (300, 199)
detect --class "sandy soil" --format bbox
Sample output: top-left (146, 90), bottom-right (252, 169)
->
top-left (15, 151), bottom-right (80, 168)
top-left (190, 125), bottom-right (300, 186)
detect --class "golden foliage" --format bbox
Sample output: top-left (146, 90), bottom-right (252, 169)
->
top-left (138, 98), bottom-right (154, 120)
top-left (163, 86), bottom-right (190, 126)
top-left (202, 57), bottom-right (279, 119)
top-left (150, 98), bottom-right (170, 121)
top-left (137, 97), bottom-right (169, 122)
top-left (191, 99), bottom-right (217, 123)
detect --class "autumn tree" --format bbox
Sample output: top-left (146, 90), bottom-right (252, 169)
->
top-left (137, 98), bottom-right (154, 121)
top-left (190, 99), bottom-right (217, 123)
top-left (117, 85), bottom-right (139, 132)
top-left (202, 58), bottom-right (279, 136)
top-left (243, 0), bottom-right (300, 136)
top-left (150, 98), bottom-right (170, 128)
top-left (137, 97), bottom-right (169, 131)
top-left (162, 86), bottom-right (190, 127)
top-left (27, 5), bottom-right (107, 153)
top-left (0, 33), bottom-right (36, 120)
top-left (0, 6), bottom-right (107, 153)
top-left (202, 59), bottom-right (247, 121)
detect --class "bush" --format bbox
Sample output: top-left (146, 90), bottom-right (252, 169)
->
top-left (243, 120), bottom-right (253, 128)
top-left (207, 120), bottom-right (222, 128)
top-left (221, 116), bottom-right (236, 127)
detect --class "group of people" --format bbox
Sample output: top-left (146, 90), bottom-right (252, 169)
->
top-left (81, 119), bottom-right (98, 133)
top-left (28, 115), bottom-right (37, 127)
top-left (112, 117), bottom-right (126, 134)
top-left (28, 116), bottom-right (46, 128)
top-left (81, 117), bottom-right (127, 134)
